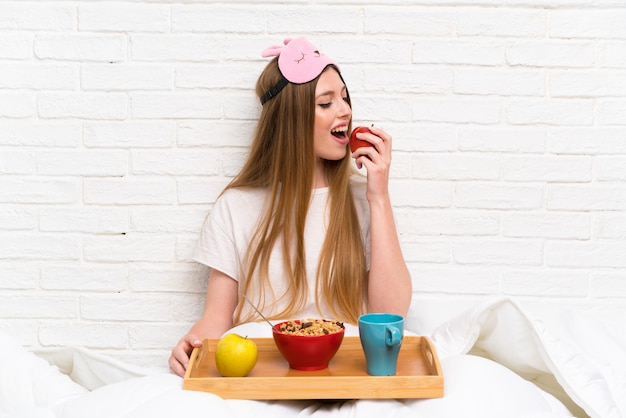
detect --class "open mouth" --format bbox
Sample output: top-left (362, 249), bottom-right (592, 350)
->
top-left (331, 126), bottom-right (348, 139)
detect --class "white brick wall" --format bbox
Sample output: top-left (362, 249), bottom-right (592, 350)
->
top-left (1, 0), bottom-right (626, 368)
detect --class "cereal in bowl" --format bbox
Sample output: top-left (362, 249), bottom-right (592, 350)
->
top-left (278, 319), bottom-right (343, 336)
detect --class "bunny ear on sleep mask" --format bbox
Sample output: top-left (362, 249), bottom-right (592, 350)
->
top-left (260, 37), bottom-right (339, 105)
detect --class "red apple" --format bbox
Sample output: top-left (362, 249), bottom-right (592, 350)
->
top-left (349, 126), bottom-right (374, 153)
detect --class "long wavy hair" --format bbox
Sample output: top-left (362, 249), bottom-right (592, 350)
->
top-left (226, 57), bottom-right (367, 325)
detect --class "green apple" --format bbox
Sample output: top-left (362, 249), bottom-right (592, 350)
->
top-left (214, 333), bottom-right (258, 377)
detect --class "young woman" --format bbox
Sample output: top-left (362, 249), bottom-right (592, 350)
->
top-left (169, 38), bottom-right (411, 377)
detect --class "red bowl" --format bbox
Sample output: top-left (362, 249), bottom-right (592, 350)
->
top-left (272, 320), bottom-right (345, 371)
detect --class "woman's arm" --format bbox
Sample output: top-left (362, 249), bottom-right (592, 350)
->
top-left (367, 192), bottom-right (412, 315)
top-left (352, 126), bottom-right (412, 316)
top-left (168, 268), bottom-right (239, 377)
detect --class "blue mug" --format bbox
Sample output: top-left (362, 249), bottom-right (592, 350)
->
top-left (358, 313), bottom-right (404, 376)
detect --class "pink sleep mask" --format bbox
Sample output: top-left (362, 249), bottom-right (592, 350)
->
top-left (260, 37), bottom-right (340, 104)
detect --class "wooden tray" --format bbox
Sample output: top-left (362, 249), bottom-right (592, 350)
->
top-left (183, 335), bottom-right (443, 400)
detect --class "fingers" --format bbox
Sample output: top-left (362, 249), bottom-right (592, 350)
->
top-left (368, 125), bottom-right (391, 144)
top-left (169, 343), bottom-right (190, 376)
top-left (352, 126), bottom-right (393, 200)
top-left (370, 127), bottom-right (391, 158)
top-left (169, 336), bottom-right (203, 377)
top-left (169, 353), bottom-right (186, 377)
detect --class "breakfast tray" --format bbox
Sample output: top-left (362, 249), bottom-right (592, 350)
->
top-left (183, 335), bottom-right (443, 400)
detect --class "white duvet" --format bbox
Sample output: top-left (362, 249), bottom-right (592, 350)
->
top-left (1, 297), bottom-right (624, 418)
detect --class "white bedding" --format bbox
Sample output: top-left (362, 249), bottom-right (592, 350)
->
top-left (1, 297), bottom-right (624, 418)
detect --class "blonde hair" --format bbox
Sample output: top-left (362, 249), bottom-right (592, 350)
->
top-left (226, 58), bottom-right (367, 325)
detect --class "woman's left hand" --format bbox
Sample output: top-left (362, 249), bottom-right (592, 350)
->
top-left (351, 125), bottom-right (392, 201)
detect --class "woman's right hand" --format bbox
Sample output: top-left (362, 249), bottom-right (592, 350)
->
top-left (169, 333), bottom-right (203, 377)
top-left (168, 269), bottom-right (239, 377)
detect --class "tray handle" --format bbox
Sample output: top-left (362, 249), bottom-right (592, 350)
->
top-left (184, 339), bottom-right (208, 379)
top-left (420, 337), bottom-right (443, 376)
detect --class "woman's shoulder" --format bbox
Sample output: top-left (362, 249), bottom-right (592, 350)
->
top-left (349, 174), bottom-right (367, 189)
top-left (349, 175), bottom-right (368, 200)
top-left (218, 186), bottom-right (268, 205)
top-left (348, 175), bottom-right (370, 225)
top-left (211, 187), bottom-right (268, 220)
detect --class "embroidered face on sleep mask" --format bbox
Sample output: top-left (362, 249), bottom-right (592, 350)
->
top-left (260, 37), bottom-right (340, 105)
